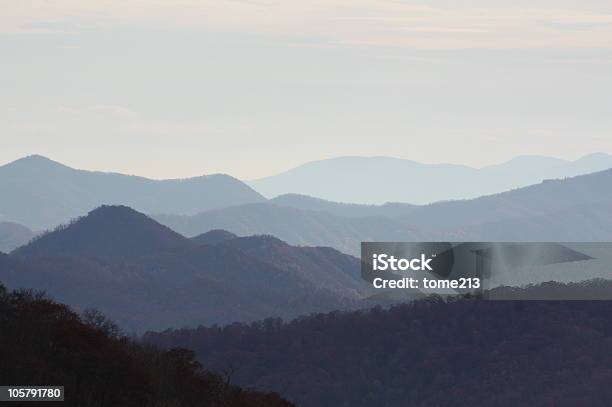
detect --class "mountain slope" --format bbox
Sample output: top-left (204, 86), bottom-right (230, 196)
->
top-left (402, 168), bottom-right (612, 230)
top-left (3, 206), bottom-right (370, 332)
top-left (270, 194), bottom-right (417, 218)
top-left (0, 155), bottom-right (265, 230)
top-left (221, 235), bottom-right (365, 298)
top-left (154, 203), bottom-right (425, 256)
top-left (446, 203), bottom-right (612, 241)
top-left (0, 222), bottom-right (35, 253)
top-left (0, 251), bottom-right (29, 273)
top-left (249, 153), bottom-right (612, 204)
top-left (159, 168), bottom-right (612, 255)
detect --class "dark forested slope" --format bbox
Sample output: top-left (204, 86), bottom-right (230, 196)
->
top-left (14, 205), bottom-right (191, 257)
top-left (145, 280), bottom-right (612, 407)
top-left (0, 283), bottom-right (295, 407)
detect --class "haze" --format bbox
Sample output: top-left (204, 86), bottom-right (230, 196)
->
top-left (1, 0), bottom-right (612, 179)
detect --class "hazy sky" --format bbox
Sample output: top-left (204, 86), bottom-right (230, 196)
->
top-left (2, 1), bottom-right (612, 179)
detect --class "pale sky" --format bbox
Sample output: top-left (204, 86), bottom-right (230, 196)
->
top-left (1, 0), bottom-right (612, 179)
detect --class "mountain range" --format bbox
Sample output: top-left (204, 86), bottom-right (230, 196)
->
top-left (154, 203), bottom-right (426, 256)
top-left (2, 205), bottom-right (370, 332)
top-left (4, 154), bottom-right (612, 258)
top-left (3, 153), bottom-right (612, 407)
top-left (248, 153), bottom-right (612, 204)
top-left (451, 203), bottom-right (612, 241)
top-left (269, 194), bottom-right (417, 218)
top-left (399, 167), bottom-right (612, 231)
top-left (3, 153), bottom-right (612, 234)
top-left (0, 155), bottom-right (265, 230)
top-left (157, 168), bottom-right (612, 255)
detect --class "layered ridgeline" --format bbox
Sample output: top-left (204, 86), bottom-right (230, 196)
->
top-left (269, 194), bottom-right (418, 218)
top-left (155, 203), bottom-right (426, 256)
top-left (0, 283), bottom-right (295, 407)
top-left (145, 280), bottom-right (612, 407)
top-left (400, 167), bottom-right (612, 232)
top-left (4, 153), bottom-right (612, 235)
top-left (0, 155), bottom-right (264, 230)
top-left (157, 168), bottom-right (612, 256)
top-left (5, 154), bottom-right (612, 255)
top-left (248, 153), bottom-right (612, 204)
top-left (3, 206), bottom-right (370, 332)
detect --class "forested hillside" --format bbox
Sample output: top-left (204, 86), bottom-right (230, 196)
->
top-left (145, 280), bottom-right (612, 407)
top-left (3, 206), bottom-right (370, 332)
top-left (0, 283), bottom-right (294, 407)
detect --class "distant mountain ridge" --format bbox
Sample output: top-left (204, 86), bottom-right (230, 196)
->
top-left (154, 203), bottom-right (427, 256)
top-left (4, 153), bottom-right (612, 233)
top-left (157, 168), bottom-right (612, 255)
top-left (4, 153), bottom-right (612, 231)
top-left (270, 194), bottom-right (417, 218)
top-left (402, 167), bottom-right (612, 231)
top-left (0, 222), bottom-right (35, 253)
top-left (249, 153), bottom-right (612, 204)
top-left (445, 203), bottom-right (612, 242)
top-left (0, 155), bottom-right (265, 230)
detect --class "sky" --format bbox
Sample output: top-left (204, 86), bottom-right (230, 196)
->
top-left (1, 0), bottom-right (612, 180)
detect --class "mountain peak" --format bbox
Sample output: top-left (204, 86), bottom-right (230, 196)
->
top-left (19, 154), bottom-right (54, 162)
top-left (250, 153), bottom-right (612, 205)
top-left (191, 229), bottom-right (237, 246)
top-left (24, 154), bottom-right (52, 161)
top-left (574, 152), bottom-right (612, 164)
top-left (5, 154), bottom-right (65, 167)
top-left (496, 155), bottom-right (567, 166)
top-left (14, 205), bottom-right (190, 257)
top-left (0, 155), bottom-right (266, 230)
top-left (0, 154), bottom-right (74, 176)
